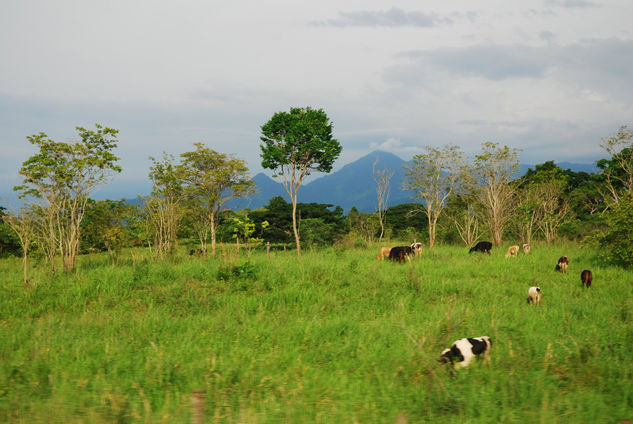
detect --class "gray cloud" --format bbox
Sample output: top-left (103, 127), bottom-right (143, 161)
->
top-left (387, 39), bottom-right (633, 101)
top-left (399, 45), bottom-right (550, 80)
top-left (545, 0), bottom-right (601, 8)
top-left (313, 7), bottom-right (457, 28)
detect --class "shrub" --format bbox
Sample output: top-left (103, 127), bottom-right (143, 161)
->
top-left (598, 193), bottom-right (633, 267)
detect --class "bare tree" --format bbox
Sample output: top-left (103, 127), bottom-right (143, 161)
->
top-left (404, 144), bottom-right (469, 249)
top-left (3, 208), bottom-right (35, 288)
top-left (599, 125), bottom-right (633, 207)
top-left (372, 157), bottom-right (394, 242)
top-left (473, 142), bottom-right (520, 246)
top-left (146, 153), bottom-right (186, 258)
top-left (450, 203), bottom-right (481, 247)
top-left (513, 185), bottom-right (540, 246)
top-left (536, 179), bottom-right (569, 244)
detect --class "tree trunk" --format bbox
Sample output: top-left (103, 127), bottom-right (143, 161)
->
top-left (292, 197), bottom-right (301, 258)
top-left (428, 214), bottom-right (438, 249)
top-left (22, 250), bottom-right (28, 289)
top-left (210, 213), bottom-right (217, 258)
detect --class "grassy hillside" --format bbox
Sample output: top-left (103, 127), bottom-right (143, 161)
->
top-left (0, 243), bottom-right (632, 423)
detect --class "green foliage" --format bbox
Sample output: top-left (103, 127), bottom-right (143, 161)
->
top-left (249, 196), bottom-right (347, 245)
top-left (0, 207), bottom-right (21, 257)
top-left (260, 107), bottom-right (342, 255)
top-left (597, 193), bottom-right (633, 267)
top-left (382, 203), bottom-right (428, 240)
top-left (80, 199), bottom-right (142, 253)
top-left (216, 260), bottom-right (258, 282)
top-left (14, 125), bottom-right (121, 200)
top-left (260, 107), bottom-right (342, 176)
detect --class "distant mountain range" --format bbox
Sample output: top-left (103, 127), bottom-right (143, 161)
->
top-left (229, 151), bottom-right (600, 213)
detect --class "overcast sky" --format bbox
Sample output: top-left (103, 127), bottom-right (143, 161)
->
top-left (2, 0), bottom-right (632, 202)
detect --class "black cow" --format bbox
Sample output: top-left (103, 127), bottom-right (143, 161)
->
top-left (581, 270), bottom-right (592, 288)
top-left (389, 246), bottom-right (414, 263)
top-left (469, 241), bottom-right (492, 254)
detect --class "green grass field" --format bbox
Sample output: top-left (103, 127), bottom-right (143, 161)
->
top-left (1, 243), bottom-right (632, 423)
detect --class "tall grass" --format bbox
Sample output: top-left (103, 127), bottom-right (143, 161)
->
top-left (0, 243), bottom-right (632, 423)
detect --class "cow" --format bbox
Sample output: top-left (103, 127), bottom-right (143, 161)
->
top-left (505, 245), bottom-right (520, 258)
top-left (527, 286), bottom-right (542, 306)
top-left (389, 246), bottom-right (414, 263)
top-left (438, 336), bottom-right (492, 369)
top-left (376, 247), bottom-right (392, 260)
top-left (522, 243), bottom-right (531, 254)
top-left (555, 256), bottom-right (569, 273)
top-left (469, 241), bottom-right (492, 254)
top-left (581, 270), bottom-right (592, 288)
top-left (189, 248), bottom-right (206, 256)
top-left (411, 242), bottom-right (423, 256)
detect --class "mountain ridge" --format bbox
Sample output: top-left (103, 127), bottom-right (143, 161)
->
top-left (231, 151), bottom-right (600, 213)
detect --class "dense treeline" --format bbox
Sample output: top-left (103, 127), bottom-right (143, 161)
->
top-left (2, 122), bottom-right (633, 273)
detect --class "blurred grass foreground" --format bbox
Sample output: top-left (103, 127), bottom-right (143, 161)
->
top-left (1, 243), bottom-right (632, 423)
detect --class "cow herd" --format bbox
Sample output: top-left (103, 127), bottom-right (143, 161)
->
top-left (375, 242), bottom-right (423, 263)
top-left (376, 240), bottom-right (594, 369)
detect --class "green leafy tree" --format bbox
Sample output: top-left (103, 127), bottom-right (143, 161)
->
top-left (0, 206), bottom-right (21, 258)
top-left (14, 125), bottom-right (121, 272)
top-left (404, 144), bottom-right (471, 249)
top-left (81, 199), bottom-right (139, 264)
top-left (597, 193), bottom-right (633, 267)
top-left (249, 197), bottom-right (294, 243)
top-left (260, 107), bottom-right (342, 257)
top-left (381, 203), bottom-right (428, 240)
top-left (249, 196), bottom-right (347, 245)
top-left (179, 143), bottom-right (255, 257)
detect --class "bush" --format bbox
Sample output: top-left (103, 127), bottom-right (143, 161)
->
top-left (598, 193), bottom-right (633, 267)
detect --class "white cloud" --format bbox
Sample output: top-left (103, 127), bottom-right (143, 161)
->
top-left (370, 138), bottom-right (423, 154)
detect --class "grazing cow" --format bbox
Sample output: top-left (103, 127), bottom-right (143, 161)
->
top-left (189, 248), bottom-right (206, 256)
top-left (522, 244), bottom-right (531, 254)
top-left (376, 247), bottom-right (392, 261)
top-left (389, 246), bottom-right (414, 263)
top-left (469, 241), bottom-right (492, 254)
top-left (581, 270), bottom-right (592, 288)
top-left (555, 256), bottom-right (569, 273)
top-left (505, 245), bottom-right (520, 258)
top-left (527, 286), bottom-right (542, 306)
top-left (438, 336), bottom-right (492, 369)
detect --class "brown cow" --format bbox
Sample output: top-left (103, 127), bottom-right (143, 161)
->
top-left (376, 247), bottom-right (392, 261)
top-left (555, 256), bottom-right (569, 273)
top-left (581, 270), bottom-right (592, 288)
top-left (505, 245), bottom-right (520, 258)
top-left (522, 243), bottom-right (531, 254)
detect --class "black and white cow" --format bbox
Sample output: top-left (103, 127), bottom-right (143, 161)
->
top-left (469, 241), bottom-right (492, 255)
top-left (438, 336), bottom-right (492, 369)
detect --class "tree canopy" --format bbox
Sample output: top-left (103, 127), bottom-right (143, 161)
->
top-left (260, 107), bottom-right (342, 257)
